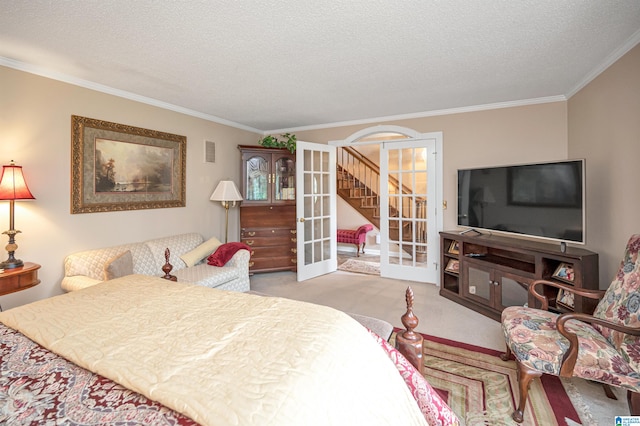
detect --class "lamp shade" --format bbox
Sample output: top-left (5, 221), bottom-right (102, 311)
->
top-left (210, 180), bottom-right (242, 202)
top-left (0, 162), bottom-right (35, 201)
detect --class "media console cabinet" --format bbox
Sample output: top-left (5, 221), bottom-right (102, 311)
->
top-left (440, 231), bottom-right (599, 321)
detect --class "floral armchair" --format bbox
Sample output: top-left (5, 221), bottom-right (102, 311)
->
top-left (501, 234), bottom-right (640, 422)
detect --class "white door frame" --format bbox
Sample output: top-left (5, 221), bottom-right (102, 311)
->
top-left (296, 141), bottom-right (337, 281)
top-left (329, 125), bottom-right (444, 285)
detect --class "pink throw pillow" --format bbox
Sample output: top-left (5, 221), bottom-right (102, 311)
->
top-left (207, 242), bottom-right (251, 267)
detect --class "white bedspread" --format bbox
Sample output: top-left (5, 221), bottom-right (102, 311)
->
top-left (0, 275), bottom-right (427, 425)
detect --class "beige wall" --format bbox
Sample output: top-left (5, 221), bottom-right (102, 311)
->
top-left (0, 66), bottom-right (260, 309)
top-left (569, 43), bottom-right (640, 284)
top-left (296, 103), bottom-right (569, 252)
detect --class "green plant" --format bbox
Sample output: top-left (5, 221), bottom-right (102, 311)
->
top-left (258, 133), bottom-right (297, 153)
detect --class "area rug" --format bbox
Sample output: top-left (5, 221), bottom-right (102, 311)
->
top-left (337, 258), bottom-right (380, 275)
top-left (390, 331), bottom-right (587, 426)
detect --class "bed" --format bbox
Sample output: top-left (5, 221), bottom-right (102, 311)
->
top-left (0, 274), bottom-right (458, 425)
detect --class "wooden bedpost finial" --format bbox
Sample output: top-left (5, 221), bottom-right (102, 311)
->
top-left (401, 286), bottom-right (419, 338)
top-left (161, 248), bottom-right (177, 281)
top-left (395, 286), bottom-right (424, 374)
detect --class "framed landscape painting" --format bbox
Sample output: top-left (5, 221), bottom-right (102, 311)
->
top-left (71, 115), bottom-right (186, 214)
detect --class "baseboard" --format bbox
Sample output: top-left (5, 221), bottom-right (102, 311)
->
top-left (337, 247), bottom-right (414, 258)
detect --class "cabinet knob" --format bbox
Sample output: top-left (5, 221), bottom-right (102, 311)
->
top-left (291, 248), bottom-right (297, 254)
top-left (291, 258), bottom-right (297, 264)
top-left (299, 218), bottom-right (305, 222)
top-left (248, 262), bottom-right (255, 268)
top-left (291, 238), bottom-right (297, 243)
top-left (245, 240), bottom-right (255, 246)
top-left (247, 231), bottom-right (256, 237)
top-left (290, 229), bottom-right (297, 234)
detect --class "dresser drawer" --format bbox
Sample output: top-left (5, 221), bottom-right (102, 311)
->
top-left (250, 256), bottom-right (296, 272)
top-left (241, 228), bottom-right (297, 248)
top-left (249, 246), bottom-right (296, 258)
top-left (242, 236), bottom-right (295, 248)
top-left (240, 204), bottom-right (297, 274)
top-left (241, 228), bottom-right (296, 238)
top-left (240, 205), bottom-right (295, 227)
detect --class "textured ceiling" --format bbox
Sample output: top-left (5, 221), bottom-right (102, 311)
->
top-left (1, 1), bottom-right (639, 133)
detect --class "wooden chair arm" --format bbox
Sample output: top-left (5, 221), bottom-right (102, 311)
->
top-left (555, 312), bottom-right (640, 376)
top-left (529, 279), bottom-right (606, 311)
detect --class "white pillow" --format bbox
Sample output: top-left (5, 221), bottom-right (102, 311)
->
top-left (180, 237), bottom-right (222, 267)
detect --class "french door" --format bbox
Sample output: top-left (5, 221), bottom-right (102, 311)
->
top-left (295, 141), bottom-right (337, 281)
top-left (298, 127), bottom-right (442, 285)
top-left (379, 136), bottom-right (440, 284)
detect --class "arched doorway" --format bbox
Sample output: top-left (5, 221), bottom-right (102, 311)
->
top-left (330, 126), bottom-right (443, 284)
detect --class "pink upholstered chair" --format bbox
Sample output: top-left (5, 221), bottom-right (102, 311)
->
top-left (337, 224), bottom-right (373, 257)
top-left (501, 234), bottom-right (640, 422)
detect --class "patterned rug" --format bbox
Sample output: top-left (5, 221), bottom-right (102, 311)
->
top-left (390, 331), bottom-right (585, 426)
top-left (337, 258), bottom-right (380, 275)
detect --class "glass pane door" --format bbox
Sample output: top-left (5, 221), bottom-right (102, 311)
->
top-left (380, 139), bottom-right (437, 283)
top-left (296, 141), bottom-right (337, 281)
top-left (245, 155), bottom-right (269, 201)
top-left (466, 265), bottom-right (493, 304)
top-left (500, 277), bottom-right (529, 308)
top-left (274, 155), bottom-right (295, 201)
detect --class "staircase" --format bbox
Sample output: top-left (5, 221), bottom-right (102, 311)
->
top-left (337, 147), bottom-right (427, 260)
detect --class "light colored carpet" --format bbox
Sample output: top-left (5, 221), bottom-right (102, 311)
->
top-left (249, 267), bottom-right (629, 425)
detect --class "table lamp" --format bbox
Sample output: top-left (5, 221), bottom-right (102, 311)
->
top-left (0, 161), bottom-right (36, 269)
top-left (210, 180), bottom-right (243, 243)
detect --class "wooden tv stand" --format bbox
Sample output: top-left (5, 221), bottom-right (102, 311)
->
top-left (440, 231), bottom-right (598, 321)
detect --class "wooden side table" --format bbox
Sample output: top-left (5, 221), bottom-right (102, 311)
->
top-left (0, 262), bottom-right (41, 296)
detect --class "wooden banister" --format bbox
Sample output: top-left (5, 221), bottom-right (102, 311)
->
top-left (340, 146), bottom-right (422, 201)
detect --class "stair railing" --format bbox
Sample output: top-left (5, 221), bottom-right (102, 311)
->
top-left (338, 146), bottom-right (391, 213)
top-left (337, 146), bottom-right (427, 256)
top-left (337, 146), bottom-right (424, 217)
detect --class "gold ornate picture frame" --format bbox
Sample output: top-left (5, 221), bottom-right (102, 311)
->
top-left (71, 115), bottom-right (186, 214)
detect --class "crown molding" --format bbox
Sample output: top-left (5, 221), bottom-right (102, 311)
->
top-left (10, 45), bottom-right (633, 137)
top-left (266, 96), bottom-right (567, 134)
top-left (0, 57), bottom-right (261, 134)
top-left (566, 30), bottom-right (640, 99)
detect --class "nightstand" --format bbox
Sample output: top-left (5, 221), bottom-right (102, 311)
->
top-left (0, 262), bottom-right (41, 296)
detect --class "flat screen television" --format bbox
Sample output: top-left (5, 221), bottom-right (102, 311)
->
top-left (457, 159), bottom-right (585, 243)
